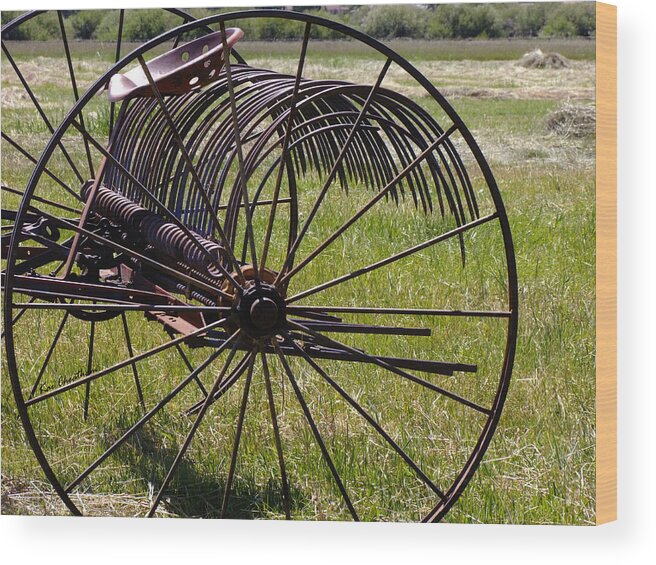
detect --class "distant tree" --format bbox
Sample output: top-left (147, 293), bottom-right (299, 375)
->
top-left (1, 11), bottom-right (29, 39)
top-left (122, 9), bottom-right (178, 41)
top-left (429, 4), bottom-right (500, 39)
top-left (1, 11), bottom-right (61, 40)
top-left (363, 5), bottom-right (427, 39)
top-left (494, 3), bottom-right (548, 37)
top-left (70, 10), bottom-right (104, 40)
top-left (0, 4), bottom-right (597, 42)
top-left (542, 2), bottom-right (596, 37)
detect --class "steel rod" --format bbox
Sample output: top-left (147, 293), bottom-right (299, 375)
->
top-left (288, 212), bottom-right (498, 304)
top-left (275, 342), bottom-right (359, 520)
top-left (26, 317), bottom-right (228, 406)
top-left (147, 335), bottom-right (244, 517)
top-left (289, 320), bottom-right (490, 415)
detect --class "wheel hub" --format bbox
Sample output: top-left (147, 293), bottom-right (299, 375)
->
top-left (236, 283), bottom-right (286, 338)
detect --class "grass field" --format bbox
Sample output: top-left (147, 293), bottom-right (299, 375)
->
top-left (1, 38), bottom-right (595, 524)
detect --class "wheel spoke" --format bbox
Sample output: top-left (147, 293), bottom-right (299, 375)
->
top-left (283, 333), bottom-right (446, 500)
top-left (274, 342), bottom-right (359, 521)
top-left (26, 317), bottom-right (228, 406)
top-left (134, 56), bottom-right (244, 290)
top-left (1, 40), bottom-right (85, 184)
top-left (259, 22), bottom-right (311, 272)
top-left (108, 9), bottom-right (125, 140)
top-left (121, 312), bottom-right (145, 411)
top-left (12, 302), bottom-right (231, 314)
top-left (1, 136), bottom-right (81, 203)
top-left (288, 212), bottom-right (498, 304)
top-left (2, 261), bottom-right (67, 340)
top-left (220, 353), bottom-right (256, 518)
top-left (261, 349), bottom-right (292, 519)
top-left (280, 123), bottom-right (460, 286)
top-left (64, 339), bottom-right (236, 494)
top-left (2, 183), bottom-right (81, 216)
top-left (28, 311), bottom-right (70, 399)
top-left (147, 334), bottom-right (245, 517)
top-left (183, 352), bottom-right (254, 416)
top-left (289, 320), bottom-right (491, 416)
top-left (275, 339), bottom-right (474, 377)
top-left (289, 318), bottom-right (432, 337)
top-left (175, 344), bottom-right (209, 397)
top-left (69, 120), bottom-right (243, 295)
top-left (58, 11), bottom-right (95, 178)
top-left (83, 318), bottom-right (95, 420)
top-left (218, 22), bottom-right (260, 283)
top-left (287, 305), bottom-right (512, 318)
top-left (274, 58), bottom-right (393, 285)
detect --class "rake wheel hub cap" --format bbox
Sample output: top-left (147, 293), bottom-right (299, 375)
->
top-left (236, 284), bottom-right (286, 338)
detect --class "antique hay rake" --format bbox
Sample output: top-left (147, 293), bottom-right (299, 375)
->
top-left (1, 9), bottom-right (518, 521)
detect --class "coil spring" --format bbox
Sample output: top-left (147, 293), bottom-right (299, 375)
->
top-left (83, 184), bottom-right (226, 278)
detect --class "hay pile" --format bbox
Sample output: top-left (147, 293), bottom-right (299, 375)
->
top-left (545, 103), bottom-right (596, 137)
top-left (518, 49), bottom-right (571, 69)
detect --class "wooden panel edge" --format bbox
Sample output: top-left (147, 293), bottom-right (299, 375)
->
top-left (595, 1), bottom-right (617, 525)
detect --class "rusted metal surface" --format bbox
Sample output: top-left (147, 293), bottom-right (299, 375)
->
top-left (107, 29), bottom-right (244, 102)
top-left (1, 9), bottom-right (517, 522)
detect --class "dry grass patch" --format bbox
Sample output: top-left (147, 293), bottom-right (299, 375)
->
top-left (546, 103), bottom-right (596, 138)
top-left (518, 49), bottom-right (571, 70)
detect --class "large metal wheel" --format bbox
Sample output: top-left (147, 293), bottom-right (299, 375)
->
top-left (2, 9), bottom-right (518, 521)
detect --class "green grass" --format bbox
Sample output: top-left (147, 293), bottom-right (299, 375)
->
top-left (1, 39), bottom-right (595, 524)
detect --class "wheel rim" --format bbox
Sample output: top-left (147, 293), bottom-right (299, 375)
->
top-left (2, 9), bottom-right (518, 521)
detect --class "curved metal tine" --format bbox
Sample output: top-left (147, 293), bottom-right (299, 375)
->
top-left (259, 22), bottom-right (311, 273)
top-left (83, 317), bottom-right (96, 420)
top-left (1, 41), bottom-right (85, 185)
top-left (121, 312), bottom-right (145, 411)
top-left (123, 92), bottom-right (240, 288)
top-left (68, 120), bottom-right (240, 298)
top-left (288, 212), bottom-right (499, 304)
top-left (175, 343), bottom-right (208, 397)
top-left (57, 11), bottom-right (94, 178)
top-left (135, 56), bottom-right (245, 292)
top-left (34, 207), bottom-right (232, 301)
top-left (220, 353), bottom-right (256, 518)
top-left (282, 333), bottom-right (445, 500)
top-left (108, 9), bottom-right (125, 140)
top-left (1, 135), bottom-right (82, 205)
top-left (218, 21), bottom-right (260, 285)
top-left (28, 311), bottom-right (70, 400)
top-left (273, 58), bottom-right (393, 287)
top-left (279, 123), bottom-right (460, 287)
top-left (287, 305), bottom-right (512, 319)
top-left (260, 349), bottom-right (292, 519)
top-left (288, 320), bottom-right (491, 416)
top-left (274, 342), bottom-right (359, 521)
top-left (25, 317), bottom-right (228, 407)
top-left (64, 338), bottom-right (236, 494)
top-left (147, 334), bottom-right (245, 517)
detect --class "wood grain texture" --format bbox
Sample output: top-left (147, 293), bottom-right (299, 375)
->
top-left (595, 1), bottom-right (617, 525)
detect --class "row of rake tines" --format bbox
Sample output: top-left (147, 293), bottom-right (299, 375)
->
top-left (103, 65), bottom-right (480, 244)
